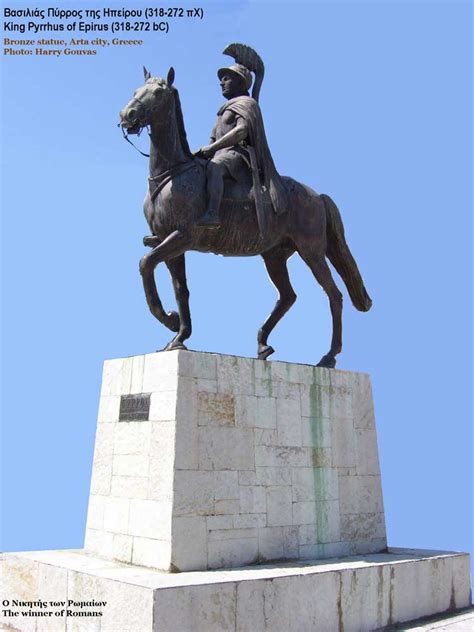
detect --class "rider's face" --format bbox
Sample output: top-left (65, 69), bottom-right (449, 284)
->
top-left (220, 73), bottom-right (245, 99)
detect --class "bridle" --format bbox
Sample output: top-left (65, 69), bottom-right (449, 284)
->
top-left (119, 84), bottom-right (196, 189)
top-left (119, 92), bottom-right (154, 158)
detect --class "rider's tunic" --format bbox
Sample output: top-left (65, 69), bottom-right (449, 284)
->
top-left (209, 105), bottom-right (249, 179)
top-left (209, 95), bottom-right (288, 216)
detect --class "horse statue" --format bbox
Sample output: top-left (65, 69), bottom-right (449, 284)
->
top-left (119, 64), bottom-right (372, 368)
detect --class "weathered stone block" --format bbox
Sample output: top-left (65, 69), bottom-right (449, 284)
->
top-left (340, 511), bottom-right (386, 541)
top-left (171, 516), bottom-right (207, 571)
top-left (149, 390), bottom-right (177, 421)
top-left (258, 526), bottom-right (299, 560)
top-left (208, 536), bottom-right (259, 569)
top-left (339, 474), bottom-right (384, 515)
top-left (132, 536), bottom-right (170, 569)
top-left (86, 494), bottom-right (106, 531)
top-left (233, 513), bottom-right (267, 529)
top-left (97, 394), bottom-right (121, 423)
top-left (154, 581), bottom-right (236, 631)
top-left (236, 571), bottom-right (340, 632)
top-left (142, 351), bottom-right (179, 392)
top-left (214, 470), bottom-right (239, 500)
top-left (112, 533), bottom-right (133, 563)
top-left (111, 474), bottom-right (148, 499)
top-left (197, 391), bottom-right (235, 426)
top-left (100, 357), bottom-right (133, 396)
top-left (266, 486), bottom-right (293, 526)
top-left (173, 470), bottom-right (214, 516)
top-left (207, 515), bottom-right (234, 530)
top-left (256, 465), bottom-right (292, 486)
top-left (239, 485), bottom-right (266, 514)
top-left (112, 454), bottom-right (149, 478)
top-left (292, 500), bottom-right (316, 525)
top-left (89, 462), bottom-right (112, 496)
top-left (198, 426), bottom-right (254, 470)
top-left (276, 397), bottom-right (302, 446)
top-left (114, 421), bottom-right (151, 455)
top-left (128, 499), bottom-right (171, 540)
top-left (103, 496), bottom-right (130, 534)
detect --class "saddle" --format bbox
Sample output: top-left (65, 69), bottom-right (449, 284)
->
top-left (219, 148), bottom-right (274, 226)
top-left (222, 167), bottom-right (271, 206)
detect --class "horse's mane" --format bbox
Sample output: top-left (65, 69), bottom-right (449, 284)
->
top-left (148, 77), bottom-right (193, 159)
top-left (172, 87), bottom-right (193, 159)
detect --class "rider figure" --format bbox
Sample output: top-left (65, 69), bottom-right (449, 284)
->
top-left (196, 63), bottom-right (288, 230)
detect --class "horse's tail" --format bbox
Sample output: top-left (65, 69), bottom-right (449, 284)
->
top-left (321, 193), bottom-right (372, 312)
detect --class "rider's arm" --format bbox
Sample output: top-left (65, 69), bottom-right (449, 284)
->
top-left (210, 120), bottom-right (247, 151)
top-left (203, 116), bottom-right (248, 155)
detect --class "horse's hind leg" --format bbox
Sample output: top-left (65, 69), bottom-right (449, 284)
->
top-left (297, 248), bottom-right (343, 368)
top-left (163, 254), bottom-right (192, 351)
top-left (258, 245), bottom-right (297, 360)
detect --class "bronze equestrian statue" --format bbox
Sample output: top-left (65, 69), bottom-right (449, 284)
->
top-left (119, 44), bottom-right (372, 368)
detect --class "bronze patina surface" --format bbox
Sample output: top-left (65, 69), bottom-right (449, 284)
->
top-left (119, 44), bottom-right (372, 368)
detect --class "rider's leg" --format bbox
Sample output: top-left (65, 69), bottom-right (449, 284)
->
top-left (197, 159), bottom-right (226, 228)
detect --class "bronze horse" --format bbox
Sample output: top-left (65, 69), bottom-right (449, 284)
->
top-left (119, 68), bottom-right (372, 368)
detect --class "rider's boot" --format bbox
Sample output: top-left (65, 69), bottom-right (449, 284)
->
top-left (197, 207), bottom-right (220, 229)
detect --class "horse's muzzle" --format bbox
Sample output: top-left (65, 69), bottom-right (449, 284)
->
top-left (121, 122), bottom-right (141, 135)
top-left (119, 107), bottom-right (142, 134)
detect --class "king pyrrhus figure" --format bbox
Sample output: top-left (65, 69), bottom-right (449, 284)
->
top-left (196, 44), bottom-right (288, 232)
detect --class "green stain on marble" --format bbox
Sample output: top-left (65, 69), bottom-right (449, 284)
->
top-left (257, 361), bottom-right (272, 396)
top-left (307, 374), bottom-right (332, 545)
top-left (257, 378), bottom-right (273, 397)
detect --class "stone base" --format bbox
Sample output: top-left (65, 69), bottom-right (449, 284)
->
top-left (1, 548), bottom-right (470, 631)
top-left (86, 351), bottom-right (387, 571)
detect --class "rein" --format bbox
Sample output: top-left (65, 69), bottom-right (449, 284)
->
top-left (148, 161), bottom-right (196, 202)
top-left (121, 125), bottom-right (150, 158)
top-left (119, 124), bottom-right (196, 201)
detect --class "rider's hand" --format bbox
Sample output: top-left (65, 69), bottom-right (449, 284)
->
top-left (195, 145), bottom-right (215, 159)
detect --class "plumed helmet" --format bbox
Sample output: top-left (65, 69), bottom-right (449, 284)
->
top-left (217, 63), bottom-right (252, 91)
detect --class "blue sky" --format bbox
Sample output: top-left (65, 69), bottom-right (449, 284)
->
top-left (1, 1), bottom-right (472, 570)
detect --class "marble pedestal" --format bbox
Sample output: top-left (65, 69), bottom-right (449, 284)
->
top-left (1, 351), bottom-right (471, 631)
top-left (85, 350), bottom-right (387, 571)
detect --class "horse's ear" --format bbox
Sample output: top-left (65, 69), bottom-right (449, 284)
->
top-left (167, 67), bottom-right (175, 87)
top-left (143, 66), bottom-right (151, 81)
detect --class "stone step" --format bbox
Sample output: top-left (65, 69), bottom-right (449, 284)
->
top-left (1, 547), bottom-right (470, 631)
top-left (381, 606), bottom-right (474, 630)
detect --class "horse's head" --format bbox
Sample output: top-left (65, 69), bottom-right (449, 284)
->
top-left (120, 66), bottom-right (176, 135)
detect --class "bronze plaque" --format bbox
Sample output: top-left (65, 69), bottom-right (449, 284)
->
top-left (119, 394), bottom-right (151, 421)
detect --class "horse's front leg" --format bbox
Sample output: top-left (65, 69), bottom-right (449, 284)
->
top-left (163, 254), bottom-right (192, 351)
top-left (139, 230), bottom-right (191, 332)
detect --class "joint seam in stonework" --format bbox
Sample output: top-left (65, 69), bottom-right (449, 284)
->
top-left (337, 570), bottom-right (344, 632)
top-left (233, 582), bottom-right (237, 632)
top-left (65, 567), bottom-right (70, 630)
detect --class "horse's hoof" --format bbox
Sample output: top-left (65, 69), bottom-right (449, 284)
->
top-left (162, 340), bottom-right (188, 352)
top-left (316, 354), bottom-right (336, 369)
top-left (258, 345), bottom-right (275, 361)
top-left (164, 310), bottom-right (180, 332)
top-left (143, 235), bottom-right (160, 248)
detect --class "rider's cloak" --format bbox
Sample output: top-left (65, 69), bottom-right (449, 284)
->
top-left (217, 96), bottom-right (288, 215)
